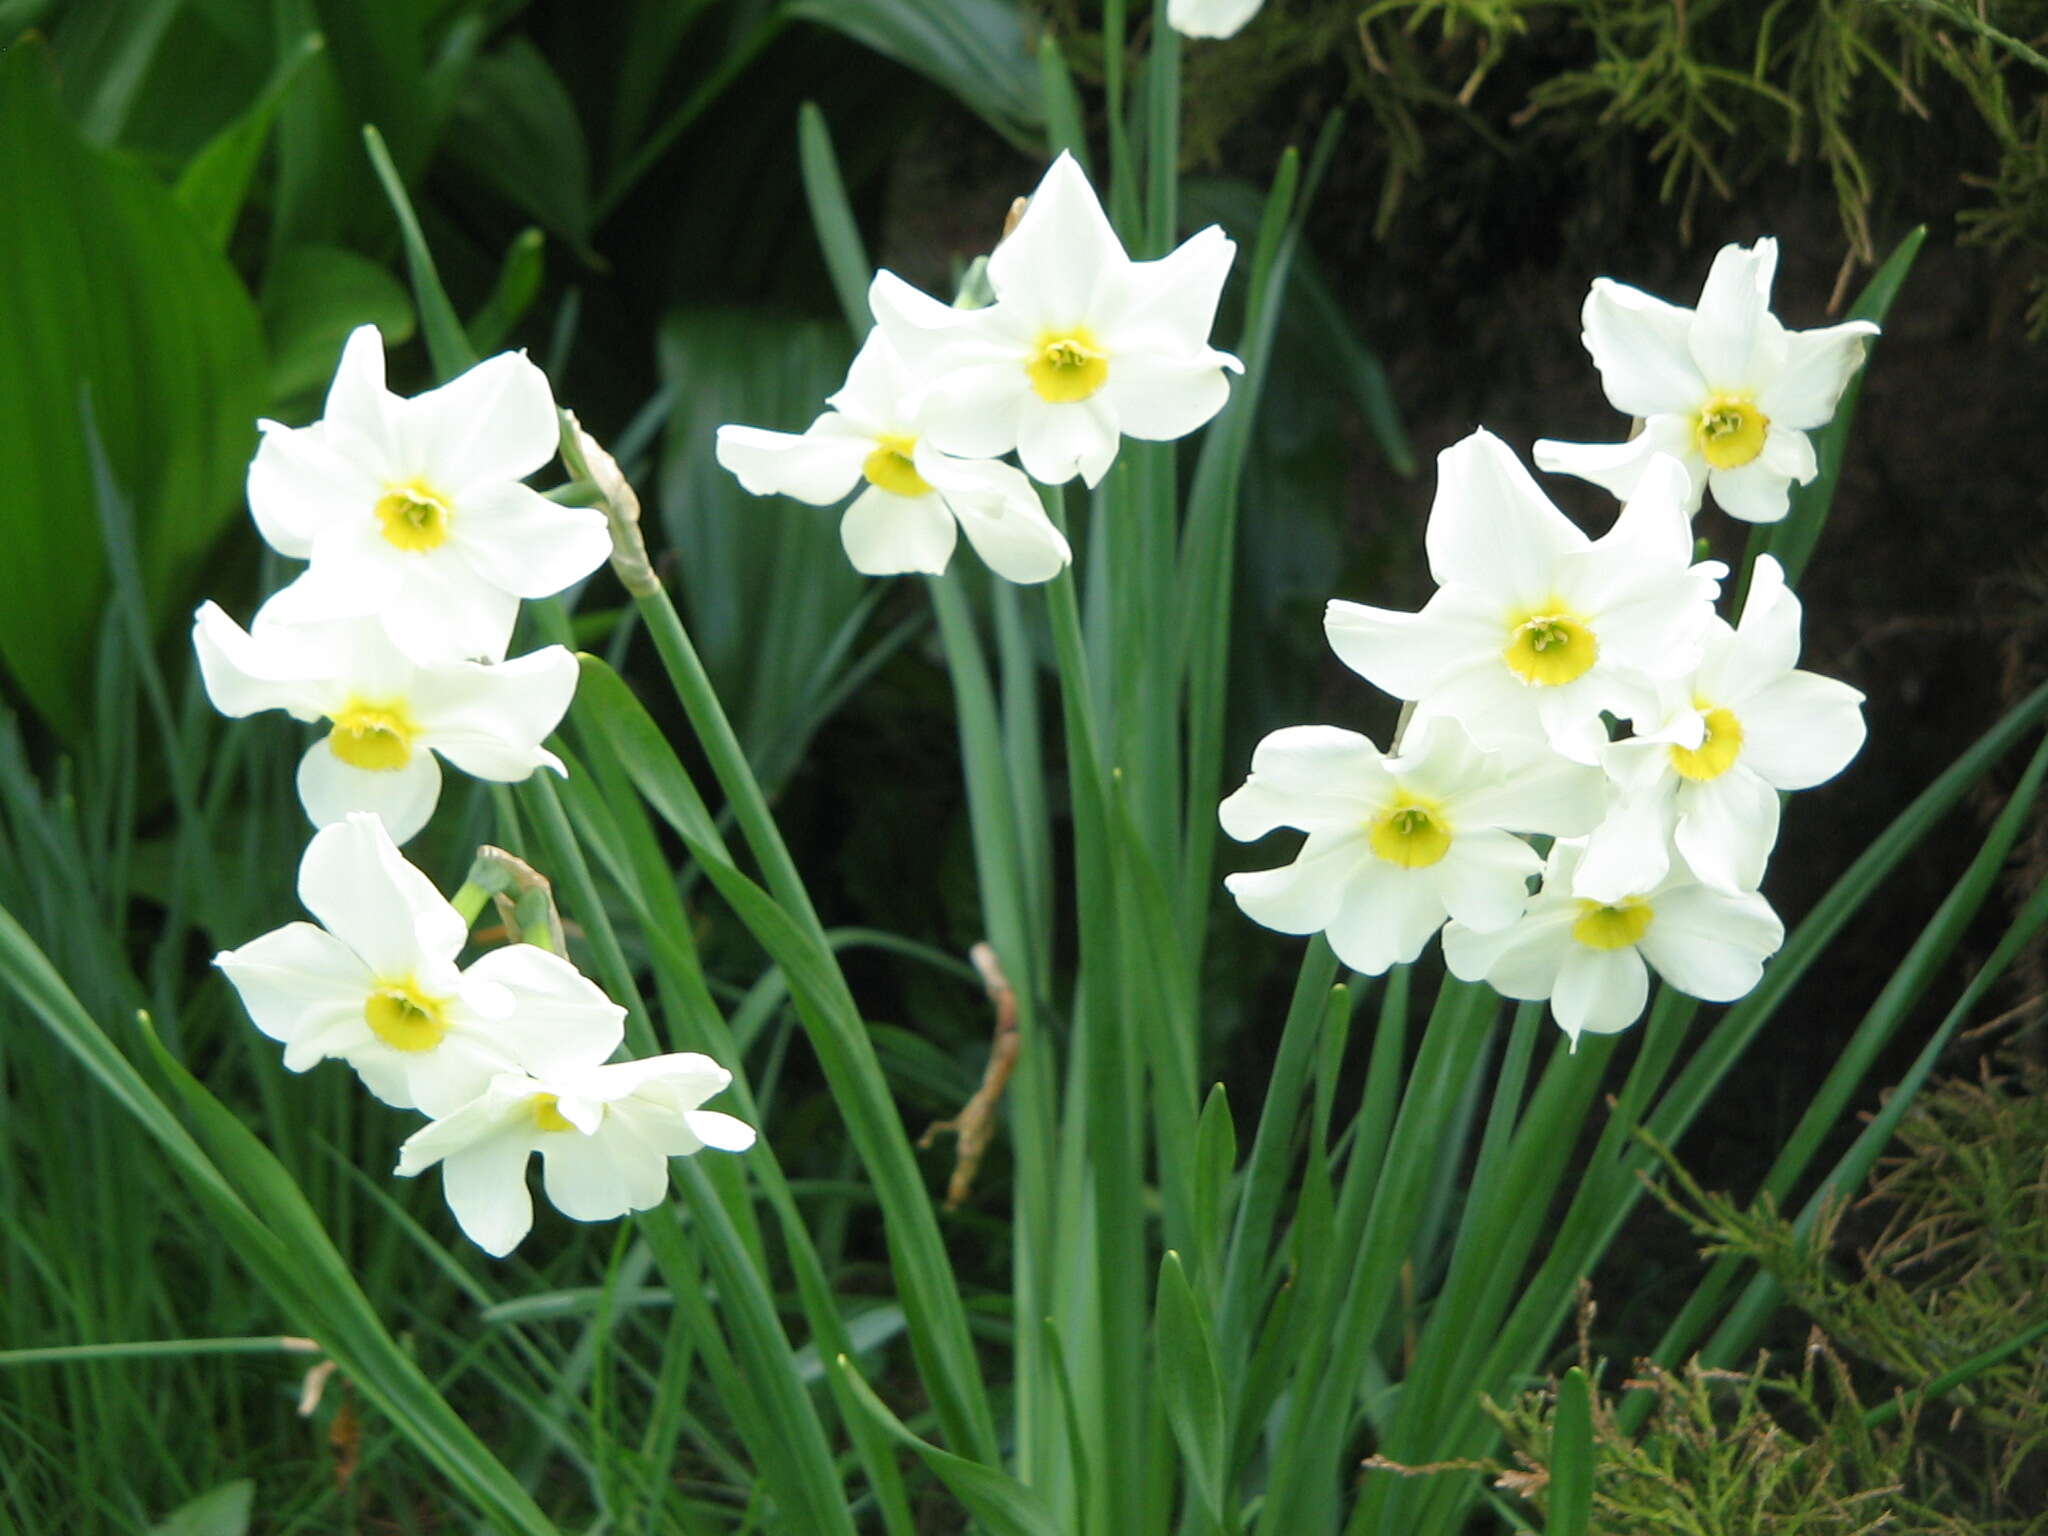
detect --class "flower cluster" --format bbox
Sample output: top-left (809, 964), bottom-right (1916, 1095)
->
top-left (200, 330), bottom-right (753, 1253)
top-left (715, 152), bottom-right (1241, 580)
top-left (1222, 244), bottom-right (1871, 1043)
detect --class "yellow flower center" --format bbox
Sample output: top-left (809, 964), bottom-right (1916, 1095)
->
top-left (862, 433), bottom-right (933, 498)
top-left (326, 699), bottom-right (419, 772)
top-left (363, 979), bottom-right (451, 1052)
top-left (1027, 328), bottom-right (1109, 403)
top-left (1669, 705), bottom-right (1744, 782)
top-left (1572, 896), bottom-right (1654, 951)
top-left (1367, 794), bottom-right (1453, 869)
top-left (374, 482), bottom-right (453, 551)
top-left (1693, 394), bottom-right (1769, 470)
top-left (529, 1092), bottom-right (579, 1133)
top-left (1502, 604), bottom-right (1599, 687)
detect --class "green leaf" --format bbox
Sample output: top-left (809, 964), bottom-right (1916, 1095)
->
top-left (1155, 1251), bottom-right (1230, 1527)
top-left (797, 102), bottom-right (873, 338)
top-left (148, 1479), bottom-right (254, 1536)
top-left (174, 30), bottom-right (324, 251)
top-left (1193, 1083), bottom-right (1236, 1285)
top-left (362, 122), bottom-right (475, 379)
top-left (1547, 1369), bottom-right (1593, 1536)
top-left (786, 0), bottom-right (1042, 148)
top-left (0, 39), bottom-right (266, 736)
top-left (466, 227), bottom-right (546, 356)
top-left (833, 1358), bottom-right (1064, 1536)
top-left (260, 243), bottom-right (415, 405)
top-left (446, 38), bottom-right (594, 251)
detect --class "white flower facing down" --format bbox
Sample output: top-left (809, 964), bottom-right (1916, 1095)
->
top-left (193, 601), bottom-right (576, 846)
top-left (214, 814), bottom-right (625, 1116)
top-left (1325, 432), bottom-right (1726, 766)
top-left (1443, 838), bottom-right (1784, 1045)
top-left (1219, 716), bottom-right (1607, 975)
top-left (1534, 239), bottom-right (1879, 524)
top-left (714, 329), bottom-right (1071, 583)
top-left (1168, 0), bottom-right (1264, 38)
top-left (1574, 554), bottom-right (1867, 902)
top-left (249, 325), bottom-right (611, 661)
top-left (395, 1055), bottom-right (756, 1256)
top-left (871, 152), bottom-right (1241, 488)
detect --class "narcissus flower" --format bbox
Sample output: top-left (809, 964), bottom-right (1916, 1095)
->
top-left (1219, 716), bottom-right (1606, 974)
top-left (214, 814), bottom-right (624, 1115)
top-left (395, 1055), bottom-right (756, 1256)
top-left (1534, 239), bottom-right (1878, 523)
top-left (193, 601), bottom-right (575, 846)
top-left (1443, 838), bottom-right (1784, 1044)
top-left (714, 329), bottom-right (1071, 582)
top-left (1325, 432), bottom-right (1725, 765)
top-left (1574, 555), bottom-right (1867, 901)
top-left (1168, 0), bottom-right (1264, 38)
top-left (249, 325), bottom-right (611, 661)
top-left (871, 152), bottom-right (1241, 487)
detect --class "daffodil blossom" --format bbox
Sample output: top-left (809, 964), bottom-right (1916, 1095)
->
top-left (1168, 0), bottom-right (1264, 38)
top-left (1218, 716), bottom-right (1607, 974)
top-left (870, 152), bottom-right (1241, 487)
top-left (395, 1055), bottom-right (756, 1256)
top-left (249, 324), bottom-right (612, 661)
top-left (192, 600), bottom-right (576, 846)
top-left (1533, 239), bottom-right (1878, 523)
top-left (1325, 432), bottom-right (1726, 765)
top-left (1574, 555), bottom-right (1867, 901)
top-left (214, 814), bottom-right (625, 1115)
top-left (1443, 838), bottom-right (1784, 1044)
top-left (713, 329), bottom-right (1071, 582)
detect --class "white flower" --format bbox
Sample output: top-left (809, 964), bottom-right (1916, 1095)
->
top-left (394, 1055), bottom-right (756, 1256)
top-left (1219, 716), bottom-right (1606, 975)
top-left (1575, 555), bottom-right (1867, 901)
top-left (870, 152), bottom-right (1242, 488)
top-left (1168, 0), bottom-right (1263, 38)
top-left (214, 814), bottom-right (624, 1115)
top-left (1533, 239), bottom-right (1878, 523)
top-left (1443, 838), bottom-right (1784, 1044)
top-left (192, 600), bottom-right (576, 846)
top-left (714, 329), bottom-right (1071, 583)
top-left (1324, 432), bottom-right (1726, 765)
top-left (249, 325), bottom-right (611, 661)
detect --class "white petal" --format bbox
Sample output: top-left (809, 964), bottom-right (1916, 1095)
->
top-left (839, 485), bottom-right (957, 576)
top-left (296, 740), bottom-right (443, 846)
top-left (213, 922), bottom-right (372, 1069)
top-left (1447, 749), bottom-right (1609, 838)
top-left (412, 646), bottom-right (578, 782)
top-left (539, 1121), bottom-right (666, 1222)
top-left (1758, 425), bottom-right (1817, 486)
top-left (1224, 829), bottom-right (1365, 934)
top-left (1107, 225), bottom-right (1238, 353)
top-left (1098, 349), bottom-right (1236, 443)
top-left (1323, 861), bottom-right (1447, 976)
top-left (1710, 554), bottom-right (1800, 694)
top-left (1324, 589), bottom-right (1498, 701)
top-left (713, 421), bottom-right (870, 505)
top-left (1675, 769), bottom-right (1780, 893)
top-left (988, 152), bottom-right (1128, 321)
top-left (923, 454), bottom-right (1071, 584)
top-left (441, 1130), bottom-right (541, 1256)
top-left (1573, 786), bottom-right (1677, 905)
top-left (1580, 277), bottom-right (1706, 419)
top-left (447, 483), bottom-right (611, 600)
top-left (359, 1034), bottom-right (512, 1118)
top-left (682, 1109), bottom-right (757, 1152)
top-left (910, 353), bottom-right (1032, 465)
top-left (1221, 725), bottom-right (1390, 839)
top-left (323, 325), bottom-right (395, 447)
top-left (1552, 945), bottom-right (1650, 1042)
top-left (408, 350), bottom-right (561, 495)
top-left (264, 522), bottom-right (405, 628)
top-left (295, 811), bottom-right (463, 977)
top-left (460, 944), bottom-right (626, 1075)
top-left (1533, 419), bottom-right (1704, 510)
top-left (824, 329), bottom-right (915, 432)
top-left (1167, 0), bottom-right (1264, 39)
top-left (1705, 460), bottom-right (1792, 524)
top-left (1688, 239), bottom-right (1781, 389)
top-left (1432, 831), bottom-right (1542, 934)
top-left (191, 602), bottom-right (338, 722)
top-left (1425, 430), bottom-right (1587, 602)
top-left (246, 421), bottom-right (383, 559)
top-left (1441, 903), bottom-right (1574, 996)
top-left (1758, 320), bottom-right (1878, 430)
top-left (1638, 885), bottom-right (1782, 1001)
top-left (376, 555), bottom-right (523, 664)
top-left (1735, 672), bottom-right (1867, 789)
top-left (1016, 393), bottom-right (1120, 487)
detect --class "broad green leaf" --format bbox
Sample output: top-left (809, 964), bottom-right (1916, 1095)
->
top-left (446, 38), bottom-right (595, 251)
top-left (797, 102), bottom-right (872, 337)
top-left (1546, 1369), bottom-right (1593, 1536)
top-left (51, 0), bottom-right (184, 144)
top-left (174, 30), bottom-right (324, 251)
top-left (1155, 1251), bottom-right (1230, 1527)
top-left (467, 227), bottom-right (546, 356)
top-left (0, 39), bottom-right (265, 736)
top-left (260, 243), bottom-right (415, 405)
top-left (147, 1479), bottom-right (253, 1536)
top-left (786, 0), bottom-right (1041, 148)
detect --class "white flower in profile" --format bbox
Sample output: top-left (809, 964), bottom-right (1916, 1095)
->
top-left (1534, 239), bottom-right (1879, 523)
top-left (714, 329), bottom-right (1071, 583)
top-left (214, 814), bottom-right (625, 1115)
top-left (395, 1055), bottom-right (756, 1256)
top-left (1168, 0), bottom-right (1263, 38)
top-left (1574, 555), bottom-right (1867, 901)
top-left (1443, 837), bottom-right (1784, 1045)
top-left (1325, 432), bottom-right (1726, 765)
top-left (193, 601), bottom-right (576, 846)
top-left (249, 325), bottom-right (612, 661)
top-left (1219, 716), bottom-right (1607, 974)
top-left (870, 152), bottom-right (1241, 488)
